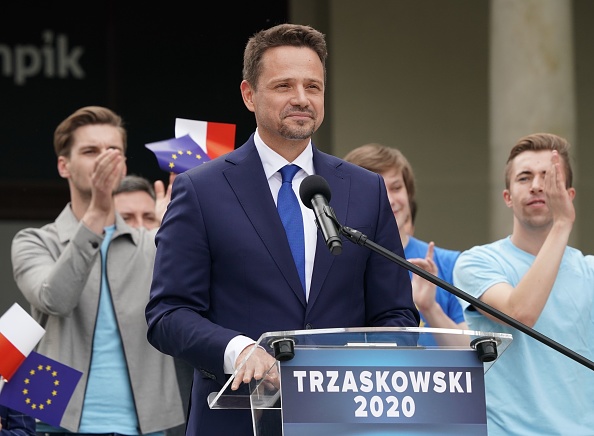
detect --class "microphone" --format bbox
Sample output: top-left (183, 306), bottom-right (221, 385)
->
top-left (299, 175), bottom-right (342, 255)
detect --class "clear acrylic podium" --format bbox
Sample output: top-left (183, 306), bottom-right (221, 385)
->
top-left (208, 327), bottom-right (512, 435)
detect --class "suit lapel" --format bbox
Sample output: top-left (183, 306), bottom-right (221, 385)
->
top-left (306, 149), bottom-right (350, 311)
top-left (223, 140), bottom-right (307, 306)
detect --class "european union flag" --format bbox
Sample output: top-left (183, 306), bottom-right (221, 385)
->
top-left (146, 134), bottom-right (211, 174)
top-left (0, 351), bottom-right (82, 428)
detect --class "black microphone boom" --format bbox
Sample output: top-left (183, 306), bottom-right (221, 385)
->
top-left (300, 174), bottom-right (594, 372)
top-left (299, 175), bottom-right (343, 255)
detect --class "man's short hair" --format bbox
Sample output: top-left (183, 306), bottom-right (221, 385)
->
top-left (344, 143), bottom-right (417, 224)
top-left (243, 23), bottom-right (328, 89)
top-left (54, 106), bottom-right (127, 158)
top-left (114, 175), bottom-right (156, 202)
top-left (505, 133), bottom-right (573, 189)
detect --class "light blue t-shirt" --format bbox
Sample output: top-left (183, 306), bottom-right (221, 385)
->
top-left (405, 237), bottom-right (464, 346)
top-left (453, 236), bottom-right (594, 435)
top-left (38, 226), bottom-right (163, 435)
top-left (78, 225), bottom-right (140, 433)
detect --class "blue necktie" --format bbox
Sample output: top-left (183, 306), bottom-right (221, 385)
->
top-left (278, 164), bottom-right (306, 292)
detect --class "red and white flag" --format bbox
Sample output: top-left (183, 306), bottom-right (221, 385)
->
top-left (175, 118), bottom-right (236, 159)
top-left (0, 303), bottom-right (45, 381)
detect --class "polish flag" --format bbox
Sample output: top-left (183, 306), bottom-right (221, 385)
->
top-left (175, 118), bottom-right (236, 159)
top-left (0, 303), bottom-right (45, 381)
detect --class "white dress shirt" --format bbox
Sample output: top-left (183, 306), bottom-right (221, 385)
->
top-left (224, 129), bottom-right (318, 373)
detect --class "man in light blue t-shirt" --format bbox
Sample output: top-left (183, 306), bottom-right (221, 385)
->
top-left (454, 133), bottom-right (594, 435)
top-left (11, 106), bottom-right (184, 435)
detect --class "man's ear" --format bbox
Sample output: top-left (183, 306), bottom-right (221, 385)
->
top-left (503, 189), bottom-right (513, 208)
top-left (240, 80), bottom-right (256, 113)
top-left (57, 156), bottom-right (69, 179)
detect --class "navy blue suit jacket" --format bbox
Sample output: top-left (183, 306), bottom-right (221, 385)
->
top-left (146, 135), bottom-right (419, 435)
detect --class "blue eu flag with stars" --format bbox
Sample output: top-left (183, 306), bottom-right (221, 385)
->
top-left (145, 134), bottom-right (211, 174)
top-left (0, 351), bottom-right (82, 428)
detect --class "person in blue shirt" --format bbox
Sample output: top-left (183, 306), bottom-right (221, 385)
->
top-left (11, 106), bottom-right (184, 434)
top-left (345, 143), bottom-right (468, 346)
top-left (0, 405), bottom-right (35, 436)
top-left (453, 133), bottom-right (594, 435)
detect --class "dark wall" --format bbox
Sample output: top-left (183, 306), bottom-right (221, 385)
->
top-left (0, 2), bottom-right (288, 219)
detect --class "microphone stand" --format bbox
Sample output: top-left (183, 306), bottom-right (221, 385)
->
top-left (338, 224), bottom-right (594, 372)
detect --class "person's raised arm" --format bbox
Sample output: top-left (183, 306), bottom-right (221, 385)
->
top-left (409, 242), bottom-right (469, 345)
top-left (155, 173), bottom-right (176, 225)
top-left (480, 151), bottom-right (575, 327)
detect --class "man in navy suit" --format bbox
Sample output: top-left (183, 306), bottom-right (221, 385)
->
top-left (146, 23), bottom-right (419, 436)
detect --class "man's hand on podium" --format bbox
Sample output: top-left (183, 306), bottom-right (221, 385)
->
top-left (231, 344), bottom-right (279, 391)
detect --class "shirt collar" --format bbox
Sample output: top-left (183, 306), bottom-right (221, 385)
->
top-left (254, 129), bottom-right (314, 180)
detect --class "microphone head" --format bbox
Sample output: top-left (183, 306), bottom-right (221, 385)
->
top-left (299, 175), bottom-right (332, 209)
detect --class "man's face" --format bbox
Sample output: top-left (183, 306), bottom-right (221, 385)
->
top-left (241, 46), bottom-right (325, 145)
top-left (504, 150), bottom-right (559, 229)
top-left (114, 190), bottom-right (159, 229)
top-left (379, 167), bottom-right (412, 232)
top-left (58, 124), bottom-right (125, 197)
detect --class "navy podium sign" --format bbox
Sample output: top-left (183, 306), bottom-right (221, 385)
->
top-left (280, 347), bottom-right (487, 435)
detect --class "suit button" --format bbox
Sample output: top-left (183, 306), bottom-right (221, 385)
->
top-left (199, 369), bottom-right (216, 380)
top-left (305, 323), bottom-right (313, 329)
top-left (91, 241), bottom-right (99, 249)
